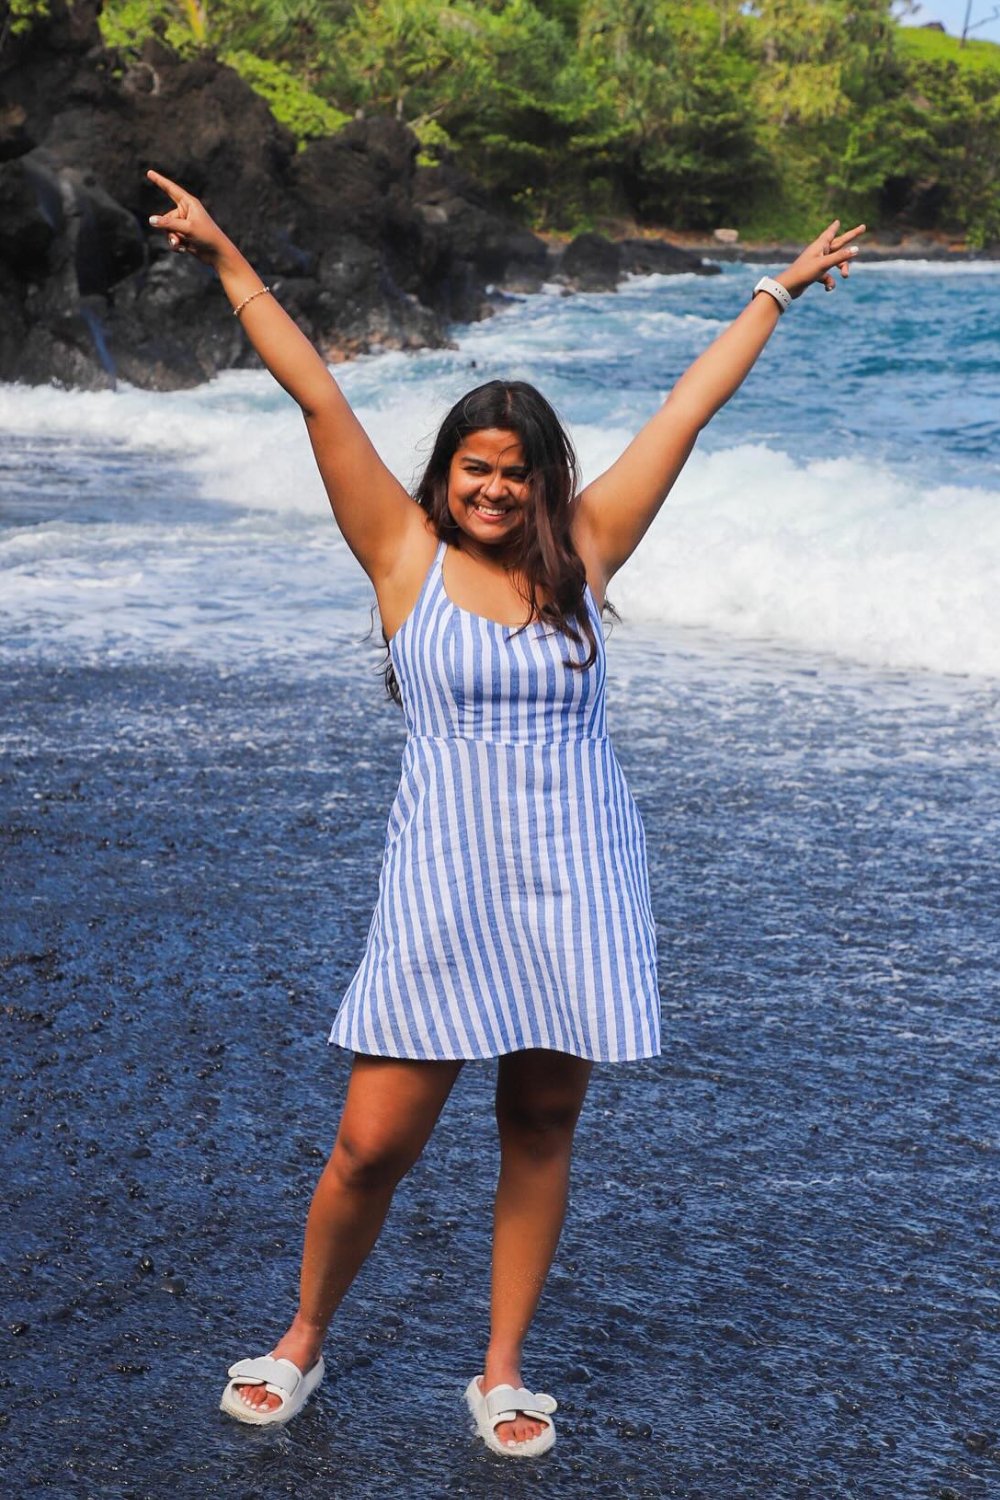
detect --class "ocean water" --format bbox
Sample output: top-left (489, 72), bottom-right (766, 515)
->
top-left (3, 262), bottom-right (1000, 1498)
top-left (1, 259), bottom-right (998, 676)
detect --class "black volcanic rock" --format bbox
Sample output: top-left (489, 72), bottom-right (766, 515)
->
top-left (414, 164), bottom-right (549, 304)
top-left (559, 231), bottom-right (622, 292)
top-left (619, 237), bottom-right (720, 277)
top-left (553, 232), bottom-right (719, 289)
top-left (0, 0), bottom-right (548, 390)
top-left (0, 156), bottom-right (59, 268)
top-left (0, 1), bottom-right (726, 391)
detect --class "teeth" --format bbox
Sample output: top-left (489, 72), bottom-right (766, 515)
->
top-left (475, 504), bottom-right (507, 517)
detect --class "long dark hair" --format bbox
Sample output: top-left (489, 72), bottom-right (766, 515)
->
top-left (381, 380), bottom-right (605, 704)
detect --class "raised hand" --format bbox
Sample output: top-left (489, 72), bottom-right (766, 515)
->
top-left (779, 219), bottom-right (867, 299)
top-left (146, 168), bottom-right (234, 268)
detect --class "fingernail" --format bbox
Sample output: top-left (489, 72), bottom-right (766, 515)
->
top-left (849, 247), bottom-right (858, 255)
top-left (149, 215), bottom-right (159, 225)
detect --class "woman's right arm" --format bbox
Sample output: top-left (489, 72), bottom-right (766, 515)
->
top-left (146, 169), bottom-right (419, 581)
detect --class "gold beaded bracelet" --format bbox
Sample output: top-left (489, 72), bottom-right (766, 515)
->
top-left (233, 286), bottom-right (271, 318)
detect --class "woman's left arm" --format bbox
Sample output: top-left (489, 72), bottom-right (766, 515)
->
top-left (574, 219), bottom-right (866, 584)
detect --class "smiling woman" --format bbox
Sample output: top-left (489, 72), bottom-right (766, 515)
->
top-left (376, 378), bottom-right (601, 692)
top-left (145, 164), bottom-right (865, 1458)
top-left (453, 431), bottom-right (530, 519)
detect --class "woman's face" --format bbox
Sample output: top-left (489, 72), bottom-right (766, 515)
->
top-left (446, 428), bottom-right (531, 549)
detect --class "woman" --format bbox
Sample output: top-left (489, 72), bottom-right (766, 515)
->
top-left (147, 169), bottom-right (863, 1457)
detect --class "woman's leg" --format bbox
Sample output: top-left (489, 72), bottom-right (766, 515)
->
top-left (479, 1048), bottom-right (593, 1445)
top-left (237, 1053), bottom-right (463, 1412)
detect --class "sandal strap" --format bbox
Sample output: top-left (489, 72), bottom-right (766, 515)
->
top-left (485, 1384), bottom-right (557, 1427)
top-left (226, 1355), bottom-right (301, 1397)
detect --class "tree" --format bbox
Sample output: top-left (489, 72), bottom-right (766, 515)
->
top-left (577, 1), bottom-right (769, 225)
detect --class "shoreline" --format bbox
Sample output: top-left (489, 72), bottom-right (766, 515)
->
top-left (678, 241), bottom-right (999, 265)
top-left (2, 244), bottom-right (995, 397)
top-left (541, 225), bottom-right (999, 266)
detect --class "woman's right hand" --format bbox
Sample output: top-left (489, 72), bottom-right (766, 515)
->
top-left (146, 168), bottom-right (235, 268)
top-left (143, 165), bottom-right (419, 590)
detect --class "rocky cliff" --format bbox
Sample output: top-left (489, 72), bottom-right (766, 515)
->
top-left (0, 0), bottom-right (713, 391)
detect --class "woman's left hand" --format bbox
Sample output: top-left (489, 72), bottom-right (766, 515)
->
top-left (778, 219), bottom-right (867, 299)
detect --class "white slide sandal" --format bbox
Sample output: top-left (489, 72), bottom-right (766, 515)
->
top-left (220, 1351), bottom-right (325, 1426)
top-left (465, 1375), bottom-right (558, 1457)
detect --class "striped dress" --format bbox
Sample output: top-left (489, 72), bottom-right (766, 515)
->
top-left (329, 538), bottom-right (660, 1062)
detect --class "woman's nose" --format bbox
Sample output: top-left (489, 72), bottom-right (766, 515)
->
top-left (481, 469), bottom-right (504, 499)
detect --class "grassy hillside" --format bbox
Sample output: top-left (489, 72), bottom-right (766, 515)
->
top-left (896, 24), bottom-right (1000, 75)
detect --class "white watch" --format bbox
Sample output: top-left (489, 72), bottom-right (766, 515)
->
top-left (752, 276), bottom-right (792, 315)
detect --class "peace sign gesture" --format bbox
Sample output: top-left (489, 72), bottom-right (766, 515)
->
top-left (779, 219), bottom-right (867, 300)
top-left (146, 168), bottom-right (234, 268)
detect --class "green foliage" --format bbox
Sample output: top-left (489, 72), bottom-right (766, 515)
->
top-left (577, 2), bottom-right (768, 227)
top-left (99, 0), bottom-right (356, 65)
top-left (100, 0), bottom-right (205, 56)
top-left (886, 41), bottom-right (1000, 246)
top-left (410, 116), bottom-right (454, 168)
top-left (93, 0), bottom-right (1000, 243)
top-left (203, 0), bottom-right (356, 78)
top-left (222, 51), bottom-right (350, 144)
top-left (896, 24), bottom-right (1000, 75)
top-left (6, 0), bottom-right (51, 37)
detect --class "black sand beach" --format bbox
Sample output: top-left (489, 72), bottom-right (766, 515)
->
top-left (4, 637), bottom-right (999, 1498)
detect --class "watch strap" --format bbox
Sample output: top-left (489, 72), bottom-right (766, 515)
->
top-left (752, 275), bottom-right (792, 314)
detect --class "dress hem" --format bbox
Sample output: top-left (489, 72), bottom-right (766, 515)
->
top-left (327, 1035), bottom-right (661, 1063)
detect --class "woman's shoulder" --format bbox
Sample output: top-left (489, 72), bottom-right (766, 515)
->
top-left (373, 512), bottom-right (441, 642)
top-left (570, 506), bottom-right (608, 614)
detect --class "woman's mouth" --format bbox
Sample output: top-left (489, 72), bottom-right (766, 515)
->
top-left (470, 502), bottom-right (512, 521)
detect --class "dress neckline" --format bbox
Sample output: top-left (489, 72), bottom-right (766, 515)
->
top-left (438, 542), bottom-right (597, 631)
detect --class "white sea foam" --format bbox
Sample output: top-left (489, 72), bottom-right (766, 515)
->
top-left (622, 271), bottom-right (708, 289)
top-left (1, 271), bottom-right (997, 677)
top-left (857, 259), bottom-right (1000, 276)
top-left (607, 442), bottom-right (1000, 678)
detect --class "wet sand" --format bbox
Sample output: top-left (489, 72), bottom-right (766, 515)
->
top-left (3, 642), bottom-right (999, 1498)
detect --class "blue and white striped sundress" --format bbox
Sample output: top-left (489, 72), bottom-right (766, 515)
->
top-left (329, 538), bottom-right (660, 1062)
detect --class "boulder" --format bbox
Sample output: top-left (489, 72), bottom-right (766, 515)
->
top-left (415, 164), bottom-right (549, 302)
top-left (0, 101), bottom-right (33, 162)
top-left (106, 254), bottom-right (244, 390)
top-left (0, 156), bottom-right (59, 271)
top-left (619, 238), bottom-right (720, 277)
top-left (63, 168), bottom-right (146, 296)
top-left (558, 232), bottom-right (622, 292)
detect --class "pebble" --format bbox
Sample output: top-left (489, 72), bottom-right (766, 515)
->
top-left (964, 1431), bottom-right (994, 1453)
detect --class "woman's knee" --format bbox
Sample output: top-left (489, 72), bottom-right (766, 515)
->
top-left (495, 1092), bottom-right (584, 1158)
top-left (329, 1129), bottom-right (420, 1194)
